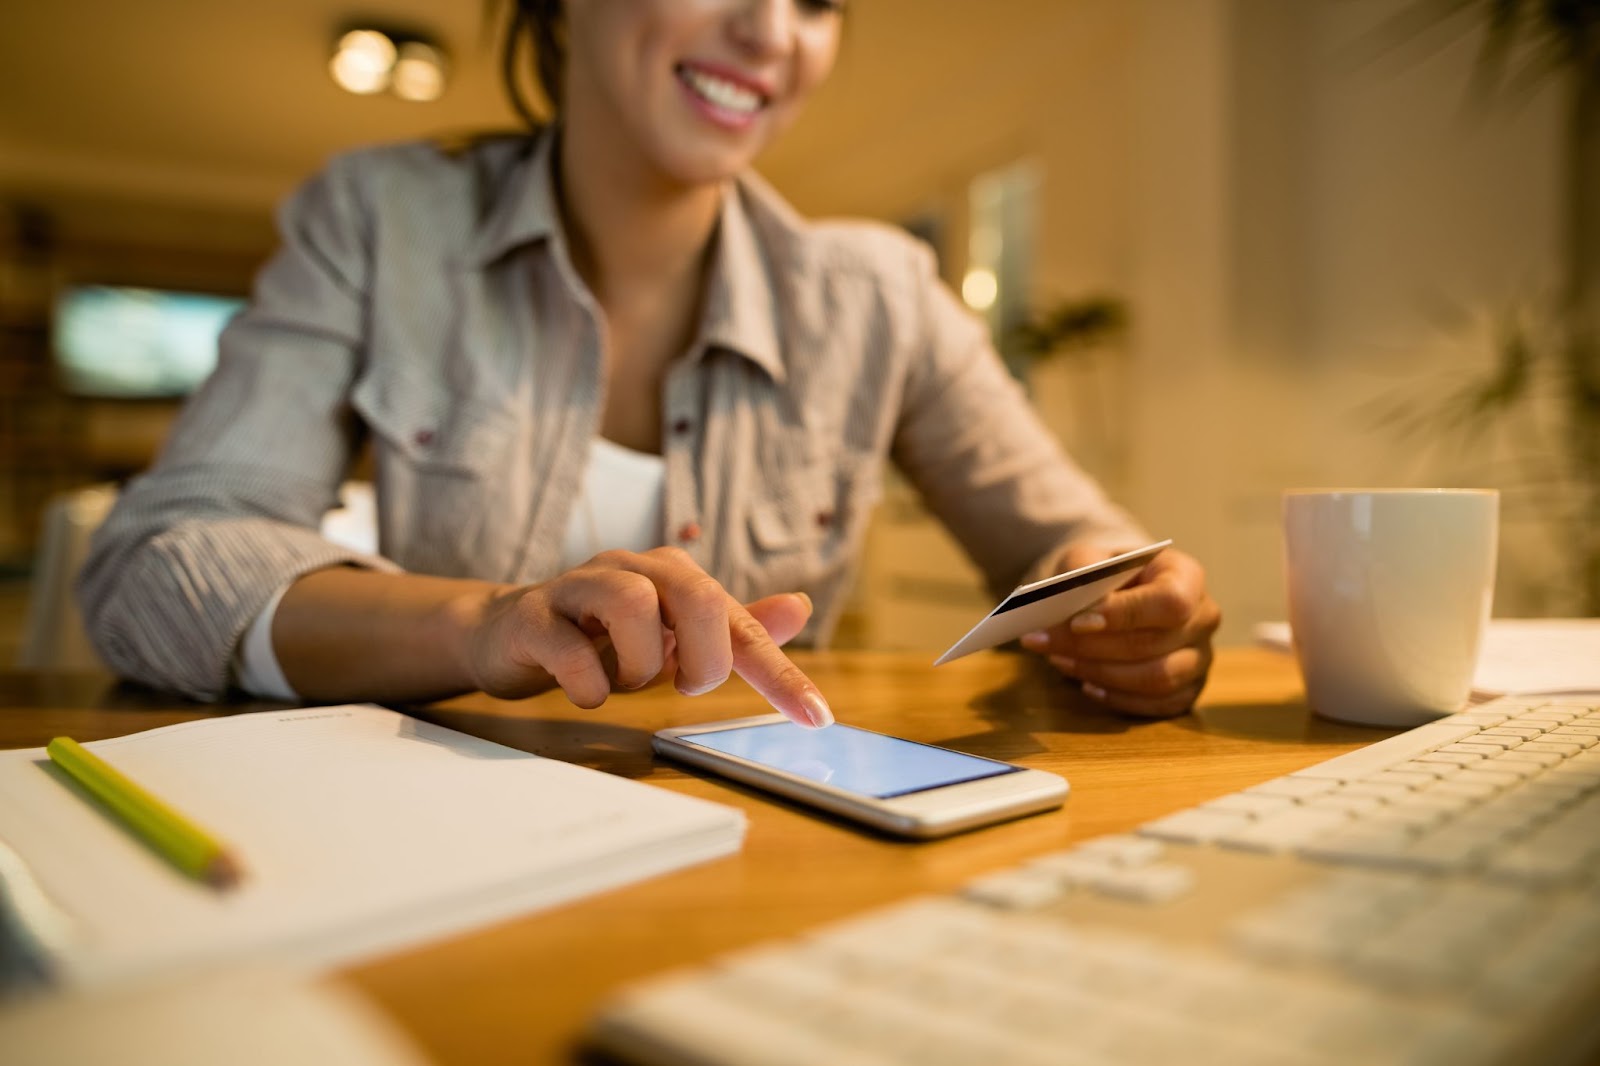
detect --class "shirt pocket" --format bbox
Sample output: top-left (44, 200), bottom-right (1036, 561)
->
top-left (350, 371), bottom-right (517, 575)
top-left (742, 455), bottom-right (883, 596)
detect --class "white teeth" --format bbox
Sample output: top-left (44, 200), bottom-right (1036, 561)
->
top-left (680, 67), bottom-right (762, 114)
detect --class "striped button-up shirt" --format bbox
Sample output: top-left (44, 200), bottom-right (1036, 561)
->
top-left (77, 131), bottom-right (1146, 700)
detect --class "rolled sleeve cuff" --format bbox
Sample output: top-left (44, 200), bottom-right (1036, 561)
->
top-left (89, 518), bottom-right (401, 701)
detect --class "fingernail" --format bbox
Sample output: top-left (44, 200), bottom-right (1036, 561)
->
top-left (1020, 631), bottom-right (1050, 651)
top-left (1049, 655), bottom-right (1076, 672)
top-left (798, 689), bottom-right (834, 728)
top-left (793, 591), bottom-right (814, 612)
top-left (1082, 682), bottom-right (1107, 700)
top-left (1070, 612), bottom-right (1107, 634)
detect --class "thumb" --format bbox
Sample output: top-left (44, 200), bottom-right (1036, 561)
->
top-left (1057, 543), bottom-right (1129, 574)
top-left (744, 592), bottom-right (814, 646)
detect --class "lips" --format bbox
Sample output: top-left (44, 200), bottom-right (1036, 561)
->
top-left (674, 61), bottom-right (771, 122)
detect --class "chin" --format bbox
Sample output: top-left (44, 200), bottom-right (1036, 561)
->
top-left (653, 140), bottom-right (764, 188)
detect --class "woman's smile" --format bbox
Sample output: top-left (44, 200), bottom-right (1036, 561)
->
top-left (674, 61), bottom-right (772, 131)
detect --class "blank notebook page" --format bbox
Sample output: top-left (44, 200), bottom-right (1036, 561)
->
top-left (0, 705), bottom-right (744, 985)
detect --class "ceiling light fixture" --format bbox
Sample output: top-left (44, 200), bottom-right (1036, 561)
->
top-left (330, 27), bottom-right (448, 101)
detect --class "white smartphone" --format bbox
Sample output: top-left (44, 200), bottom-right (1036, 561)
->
top-left (654, 715), bottom-right (1068, 839)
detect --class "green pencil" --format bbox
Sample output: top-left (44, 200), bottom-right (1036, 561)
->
top-left (46, 737), bottom-right (242, 889)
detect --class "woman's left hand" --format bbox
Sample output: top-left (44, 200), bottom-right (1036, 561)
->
top-left (1020, 545), bottom-right (1221, 717)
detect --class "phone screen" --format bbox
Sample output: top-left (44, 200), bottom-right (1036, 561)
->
top-left (677, 722), bottom-right (1021, 799)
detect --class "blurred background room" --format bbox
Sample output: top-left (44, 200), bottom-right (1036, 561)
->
top-left (0, 0), bottom-right (1585, 671)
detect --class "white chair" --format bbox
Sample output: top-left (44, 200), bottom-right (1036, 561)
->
top-left (16, 482), bottom-right (377, 671)
top-left (15, 484), bottom-right (118, 671)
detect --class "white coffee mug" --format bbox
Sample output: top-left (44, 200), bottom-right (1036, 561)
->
top-left (1283, 489), bottom-right (1498, 728)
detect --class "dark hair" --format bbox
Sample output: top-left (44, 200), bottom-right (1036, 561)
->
top-left (502, 0), bottom-right (566, 127)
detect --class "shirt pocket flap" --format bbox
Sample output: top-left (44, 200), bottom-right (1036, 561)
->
top-left (747, 461), bottom-right (879, 552)
top-left (749, 498), bottom-right (822, 551)
top-left (351, 373), bottom-right (511, 477)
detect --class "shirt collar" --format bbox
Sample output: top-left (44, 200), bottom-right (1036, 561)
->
top-left (468, 130), bottom-right (560, 267)
top-left (468, 129), bottom-right (787, 383)
top-left (697, 182), bottom-right (785, 383)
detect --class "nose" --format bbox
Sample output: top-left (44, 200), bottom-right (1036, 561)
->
top-left (729, 0), bottom-right (793, 59)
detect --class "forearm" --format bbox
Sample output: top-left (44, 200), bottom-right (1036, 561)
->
top-left (272, 567), bottom-right (550, 703)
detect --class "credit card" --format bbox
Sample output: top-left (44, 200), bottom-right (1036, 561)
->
top-left (934, 540), bottom-right (1172, 665)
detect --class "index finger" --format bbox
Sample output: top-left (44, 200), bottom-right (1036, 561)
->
top-left (623, 549), bottom-right (833, 728)
top-left (726, 605), bottom-right (835, 728)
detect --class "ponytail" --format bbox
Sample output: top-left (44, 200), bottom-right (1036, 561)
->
top-left (502, 0), bottom-right (566, 127)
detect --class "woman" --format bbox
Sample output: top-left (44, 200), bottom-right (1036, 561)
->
top-left (78, 0), bottom-right (1220, 727)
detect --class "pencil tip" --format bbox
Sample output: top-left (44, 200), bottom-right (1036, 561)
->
top-left (207, 854), bottom-right (245, 889)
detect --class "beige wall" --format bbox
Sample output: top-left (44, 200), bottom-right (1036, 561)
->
top-left (762, 0), bottom-right (1570, 649)
top-left (1208, 0), bottom-right (1567, 626)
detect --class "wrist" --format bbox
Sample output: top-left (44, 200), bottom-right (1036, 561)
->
top-left (434, 581), bottom-right (517, 692)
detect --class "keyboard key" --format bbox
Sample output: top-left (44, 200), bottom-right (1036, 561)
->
top-left (1515, 709), bottom-right (1581, 724)
top-left (1444, 712), bottom-right (1510, 727)
top-left (1026, 851), bottom-right (1121, 887)
top-left (1426, 778), bottom-right (1501, 802)
top-left (1391, 760), bottom-right (1463, 779)
top-left (1413, 751), bottom-right (1486, 766)
top-left (1437, 742), bottom-right (1510, 757)
top-left (1305, 792), bottom-right (1388, 815)
top-left (1449, 767), bottom-right (1522, 789)
top-left (1361, 770), bottom-right (1436, 789)
top-left (1480, 724), bottom-right (1547, 738)
top-left (1368, 806), bottom-right (1448, 832)
top-left (962, 869), bottom-right (1066, 910)
top-left (1086, 863), bottom-right (1196, 904)
top-left (1475, 756), bottom-right (1542, 778)
top-left (1514, 739), bottom-right (1582, 757)
top-left (1201, 792), bottom-right (1298, 818)
top-left (1547, 727), bottom-right (1599, 746)
top-left (1139, 809), bottom-right (1251, 844)
top-left (1446, 733), bottom-right (1520, 750)
top-left (1338, 781), bottom-right (1416, 801)
top-left (1232, 912), bottom-right (1351, 965)
top-left (600, 977), bottom-right (884, 1066)
top-left (1547, 760), bottom-right (1600, 784)
top-left (1246, 776), bottom-right (1339, 800)
top-left (1552, 723), bottom-right (1600, 737)
top-left (1217, 807), bottom-right (1352, 853)
top-left (1300, 828), bottom-right (1416, 868)
top-left (1493, 749), bottom-right (1563, 769)
top-left (1071, 834), bottom-right (1165, 867)
top-left (1390, 790), bottom-right (1475, 815)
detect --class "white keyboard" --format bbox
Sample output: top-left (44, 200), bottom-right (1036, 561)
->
top-left (589, 693), bottom-right (1600, 1066)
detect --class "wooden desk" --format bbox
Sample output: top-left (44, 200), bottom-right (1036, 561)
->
top-left (1, 647), bottom-right (1393, 1065)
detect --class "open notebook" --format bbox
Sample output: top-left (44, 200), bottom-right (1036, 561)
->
top-left (0, 705), bottom-right (745, 987)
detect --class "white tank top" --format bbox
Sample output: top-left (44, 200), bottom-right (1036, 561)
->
top-left (560, 436), bottom-right (667, 569)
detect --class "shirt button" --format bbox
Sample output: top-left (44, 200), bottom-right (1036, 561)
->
top-left (413, 429), bottom-right (435, 446)
top-left (672, 418), bottom-right (693, 436)
top-left (815, 510), bottom-right (835, 529)
top-left (677, 521), bottom-right (702, 543)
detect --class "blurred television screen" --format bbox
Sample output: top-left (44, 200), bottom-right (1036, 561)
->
top-left (53, 285), bottom-right (245, 398)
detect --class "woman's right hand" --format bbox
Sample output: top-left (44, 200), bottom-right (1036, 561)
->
top-left (460, 547), bottom-right (834, 728)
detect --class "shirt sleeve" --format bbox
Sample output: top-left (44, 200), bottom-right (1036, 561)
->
top-left (76, 152), bottom-right (401, 700)
top-left (232, 582), bottom-right (299, 701)
top-left (890, 242), bottom-right (1150, 599)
